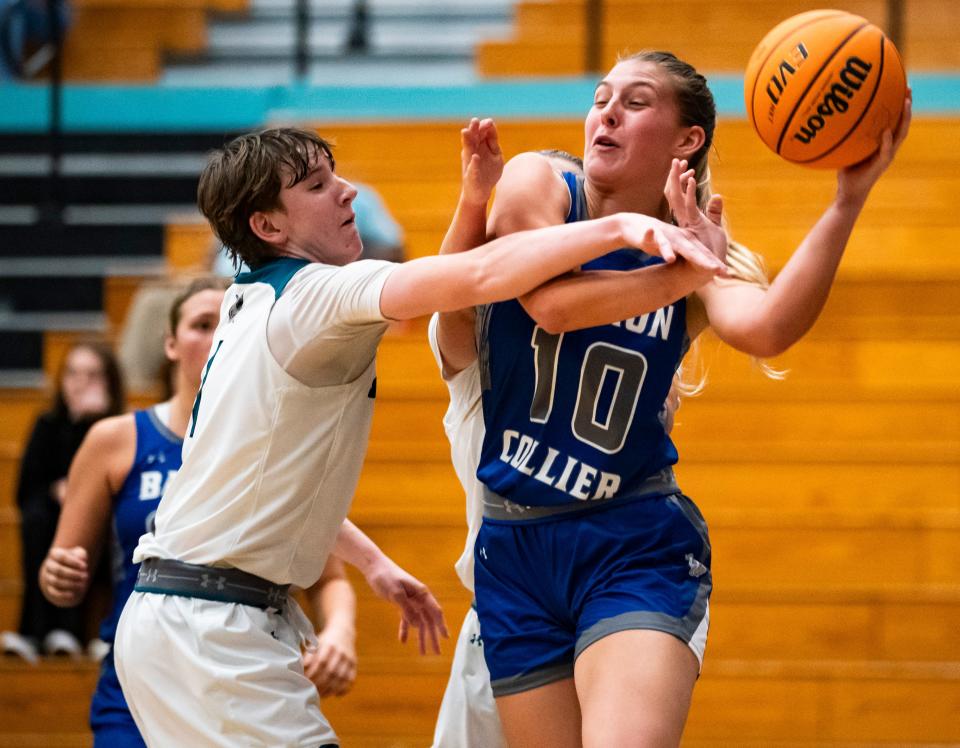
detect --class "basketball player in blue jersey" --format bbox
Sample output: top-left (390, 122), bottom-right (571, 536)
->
top-left (447, 53), bottom-right (911, 746)
top-left (430, 121), bottom-right (687, 747)
top-left (37, 279), bottom-right (360, 745)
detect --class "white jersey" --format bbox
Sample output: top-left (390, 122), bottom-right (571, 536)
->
top-left (135, 257), bottom-right (395, 588)
top-left (428, 314), bottom-right (507, 748)
top-left (426, 314), bottom-right (484, 592)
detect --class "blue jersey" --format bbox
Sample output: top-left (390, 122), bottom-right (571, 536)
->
top-left (100, 408), bottom-right (181, 642)
top-left (476, 171), bottom-right (687, 507)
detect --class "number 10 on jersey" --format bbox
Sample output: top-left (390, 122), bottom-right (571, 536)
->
top-left (530, 326), bottom-right (648, 455)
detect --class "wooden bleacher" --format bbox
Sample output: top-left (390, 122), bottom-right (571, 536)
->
top-left (477, 0), bottom-right (960, 77)
top-left (61, 0), bottom-right (247, 81)
top-left (2, 117), bottom-right (959, 744)
top-left (55, 0), bottom-right (960, 82)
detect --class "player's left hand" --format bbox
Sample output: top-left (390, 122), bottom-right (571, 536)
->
top-left (460, 117), bottom-right (504, 207)
top-left (303, 624), bottom-right (357, 697)
top-left (838, 88), bottom-right (912, 203)
top-left (363, 558), bottom-right (448, 654)
top-left (664, 158), bottom-right (728, 268)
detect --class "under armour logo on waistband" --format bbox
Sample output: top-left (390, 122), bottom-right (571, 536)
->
top-left (200, 573), bottom-right (227, 591)
top-left (140, 568), bottom-right (159, 584)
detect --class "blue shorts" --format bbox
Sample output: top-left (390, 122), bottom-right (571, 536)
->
top-left (90, 647), bottom-right (147, 748)
top-left (474, 493), bottom-right (711, 697)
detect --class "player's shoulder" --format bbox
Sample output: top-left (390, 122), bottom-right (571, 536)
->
top-left (291, 259), bottom-right (396, 287)
top-left (501, 151), bottom-right (566, 187)
top-left (83, 413), bottom-right (136, 453)
top-left (492, 152), bottom-right (572, 231)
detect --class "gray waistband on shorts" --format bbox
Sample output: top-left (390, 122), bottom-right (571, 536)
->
top-left (134, 557), bottom-right (290, 611)
top-left (482, 467), bottom-right (680, 521)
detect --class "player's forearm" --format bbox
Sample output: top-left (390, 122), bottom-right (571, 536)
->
top-left (439, 194), bottom-right (488, 256)
top-left (381, 214), bottom-right (628, 320)
top-left (521, 260), bottom-right (709, 334)
top-left (333, 519), bottom-right (388, 579)
top-left (435, 195), bottom-right (486, 370)
top-left (458, 214), bottom-right (627, 307)
top-left (316, 578), bottom-right (357, 636)
top-left (750, 195), bottom-right (864, 352)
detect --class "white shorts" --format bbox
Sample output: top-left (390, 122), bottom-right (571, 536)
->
top-left (431, 606), bottom-right (508, 748)
top-left (115, 591), bottom-right (337, 748)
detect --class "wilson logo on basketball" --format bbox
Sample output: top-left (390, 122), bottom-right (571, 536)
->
top-left (792, 56), bottom-right (874, 145)
top-left (765, 42), bottom-right (809, 110)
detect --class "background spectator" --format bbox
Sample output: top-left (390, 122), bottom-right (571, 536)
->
top-left (1, 341), bottom-right (124, 662)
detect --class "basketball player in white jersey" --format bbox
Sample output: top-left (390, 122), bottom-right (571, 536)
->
top-left (113, 127), bottom-right (725, 747)
top-left (429, 121), bottom-right (687, 747)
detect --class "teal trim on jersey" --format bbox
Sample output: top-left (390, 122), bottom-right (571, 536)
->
top-left (235, 256), bottom-right (310, 299)
top-left (2, 73), bottom-right (958, 131)
top-left (189, 339), bottom-right (223, 438)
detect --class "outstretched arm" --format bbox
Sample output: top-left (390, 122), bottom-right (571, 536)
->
top-left (333, 519), bottom-right (448, 655)
top-left (380, 206), bottom-right (721, 321)
top-left (435, 117), bottom-right (504, 374)
top-left (302, 556), bottom-right (358, 697)
top-left (696, 92), bottom-right (912, 357)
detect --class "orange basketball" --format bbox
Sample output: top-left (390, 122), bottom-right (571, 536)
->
top-left (744, 9), bottom-right (906, 169)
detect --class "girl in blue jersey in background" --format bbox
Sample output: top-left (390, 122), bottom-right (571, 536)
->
top-left (454, 51), bottom-right (911, 746)
top-left (37, 277), bottom-right (360, 745)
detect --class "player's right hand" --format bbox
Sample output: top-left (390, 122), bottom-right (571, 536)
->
top-left (460, 117), bottom-right (504, 207)
top-left (615, 212), bottom-right (727, 277)
top-left (364, 557), bottom-right (449, 655)
top-left (39, 546), bottom-right (89, 608)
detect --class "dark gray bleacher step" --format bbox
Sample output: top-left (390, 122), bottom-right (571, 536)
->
top-left (0, 256), bottom-right (164, 315)
top-left (0, 310), bottom-right (106, 372)
top-left (0, 332), bottom-right (42, 370)
top-left (0, 275), bottom-right (103, 313)
top-left (0, 224), bottom-right (165, 257)
top-left (161, 56), bottom-right (476, 86)
top-left (0, 133), bottom-right (236, 155)
top-left (0, 369), bottom-right (46, 388)
top-left (0, 256), bottom-right (166, 276)
top-left (243, 0), bottom-right (512, 19)
top-left (168, 47), bottom-right (471, 65)
top-left (0, 175), bottom-right (198, 205)
top-left (0, 153), bottom-right (208, 177)
top-left (204, 19), bottom-right (510, 57)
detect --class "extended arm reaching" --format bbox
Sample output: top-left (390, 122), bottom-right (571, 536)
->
top-left (696, 92), bottom-right (912, 356)
top-left (434, 117), bottom-right (504, 373)
top-left (333, 519), bottom-right (448, 655)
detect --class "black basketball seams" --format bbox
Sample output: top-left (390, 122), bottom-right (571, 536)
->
top-left (794, 34), bottom-right (888, 164)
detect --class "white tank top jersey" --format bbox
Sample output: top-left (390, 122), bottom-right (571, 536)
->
top-left (427, 314), bottom-right (485, 594)
top-left (135, 258), bottom-right (396, 589)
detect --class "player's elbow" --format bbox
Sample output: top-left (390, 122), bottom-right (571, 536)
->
top-left (521, 292), bottom-right (570, 335)
top-left (738, 327), bottom-right (795, 358)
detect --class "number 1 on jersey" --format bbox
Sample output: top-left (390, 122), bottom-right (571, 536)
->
top-left (530, 326), bottom-right (562, 423)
